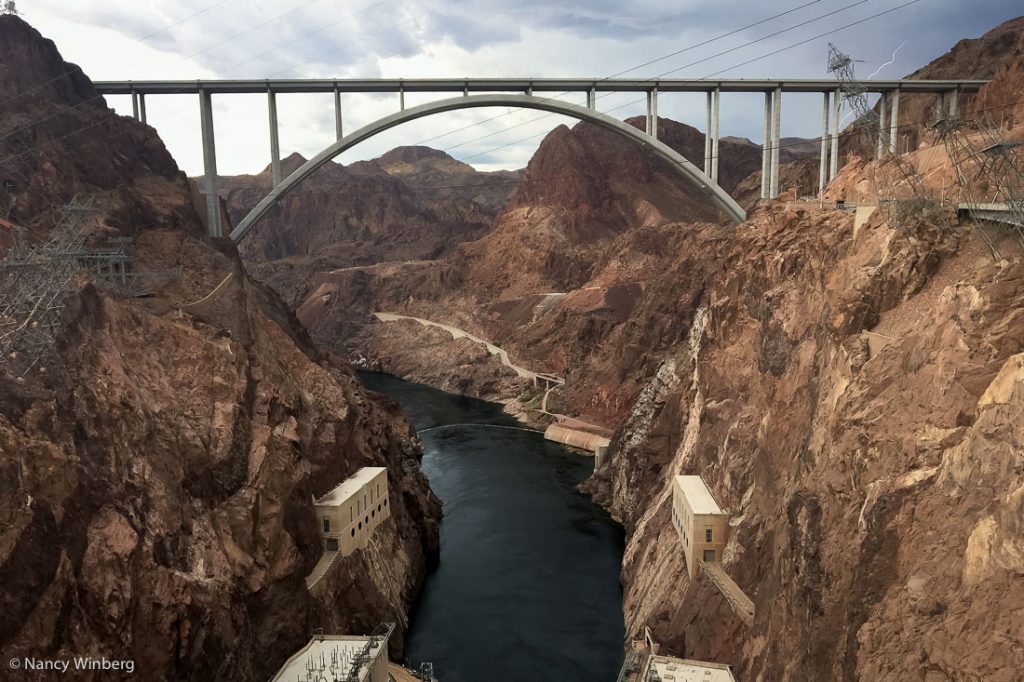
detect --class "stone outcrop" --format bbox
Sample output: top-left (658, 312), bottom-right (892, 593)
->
top-left (217, 146), bottom-right (520, 308)
top-left (0, 15), bottom-right (439, 681)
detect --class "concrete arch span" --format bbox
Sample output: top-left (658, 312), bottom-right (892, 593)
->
top-left (229, 93), bottom-right (747, 242)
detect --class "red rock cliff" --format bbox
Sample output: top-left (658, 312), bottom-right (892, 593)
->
top-left (0, 15), bottom-right (440, 681)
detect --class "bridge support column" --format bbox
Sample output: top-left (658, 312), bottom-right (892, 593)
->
top-left (711, 87), bottom-right (720, 184)
top-left (948, 88), bottom-right (959, 118)
top-left (889, 89), bottom-right (900, 154)
top-left (334, 87), bottom-right (343, 141)
top-left (268, 90), bottom-right (282, 187)
top-left (587, 86), bottom-right (596, 109)
top-left (769, 86), bottom-right (781, 198)
top-left (199, 89), bottom-right (222, 238)
top-left (829, 87), bottom-right (840, 181)
top-left (761, 91), bottom-right (772, 199)
top-left (877, 92), bottom-right (888, 158)
top-left (704, 91), bottom-right (713, 176)
top-left (138, 94), bottom-right (147, 125)
top-left (646, 88), bottom-right (658, 138)
top-left (819, 91), bottom-right (830, 195)
top-left (131, 91), bottom-right (139, 121)
top-left (399, 85), bottom-right (405, 111)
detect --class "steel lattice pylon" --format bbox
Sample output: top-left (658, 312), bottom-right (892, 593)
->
top-left (828, 43), bottom-right (936, 230)
top-left (0, 196), bottom-right (96, 376)
top-left (934, 112), bottom-right (1024, 256)
top-left (0, 196), bottom-right (181, 377)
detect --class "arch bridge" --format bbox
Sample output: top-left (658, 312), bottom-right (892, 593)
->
top-left (93, 77), bottom-right (988, 239)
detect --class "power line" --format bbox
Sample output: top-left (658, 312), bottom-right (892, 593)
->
top-left (454, 0), bottom-right (921, 163)
top-left (704, 0), bottom-right (923, 77)
top-left (409, 0), bottom-right (832, 147)
top-left (440, 0), bottom-right (874, 155)
top-left (137, 0), bottom-right (235, 41)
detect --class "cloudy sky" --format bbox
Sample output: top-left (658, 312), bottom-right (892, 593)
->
top-left (19, 0), bottom-right (1024, 176)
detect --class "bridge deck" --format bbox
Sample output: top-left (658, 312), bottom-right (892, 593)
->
top-left (93, 77), bottom-right (987, 96)
top-left (700, 561), bottom-right (754, 627)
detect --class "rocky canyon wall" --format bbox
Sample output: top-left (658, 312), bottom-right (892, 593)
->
top-left (0, 15), bottom-right (439, 681)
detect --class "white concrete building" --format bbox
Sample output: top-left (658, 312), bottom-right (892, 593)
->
top-left (314, 467), bottom-right (390, 556)
top-left (671, 475), bottom-right (729, 579)
top-left (644, 655), bottom-right (737, 682)
top-left (270, 625), bottom-right (393, 682)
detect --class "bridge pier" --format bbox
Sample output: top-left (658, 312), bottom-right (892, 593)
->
top-left (138, 94), bottom-right (146, 125)
top-left (131, 90), bottom-right (139, 121)
top-left (199, 88), bottom-right (222, 238)
top-left (769, 86), bottom-right (782, 198)
top-left (268, 89), bottom-right (282, 187)
top-left (711, 87), bottom-right (720, 184)
top-left (761, 92), bottom-right (772, 199)
top-left (877, 91), bottom-right (889, 157)
top-left (334, 86), bottom-right (343, 140)
top-left (646, 88), bottom-right (658, 138)
top-left (587, 85), bottom-right (596, 109)
top-left (704, 92), bottom-right (713, 176)
top-left (819, 92), bottom-right (830, 195)
top-left (399, 85), bottom-right (405, 111)
top-left (889, 89), bottom-right (900, 154)
top-left (829, 87), bottom-right (841, 181)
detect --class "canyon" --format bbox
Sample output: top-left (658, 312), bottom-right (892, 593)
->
top-left (223, 14), bottom-right (1024, 682)
top-left (2, 7), bottom-right (1024, 682)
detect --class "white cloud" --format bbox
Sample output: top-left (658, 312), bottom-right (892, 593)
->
top-left (15, 0), bottom-right (1024, 176)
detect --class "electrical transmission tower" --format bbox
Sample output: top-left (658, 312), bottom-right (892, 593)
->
top-left (0, 195), bottom-right (180, 377)
top-left (0, 196), bottom-right (95, 377)
top-left (933, 112), bottom-right (1024, 257)
top-left (828, 43), bottom-right (935, 229)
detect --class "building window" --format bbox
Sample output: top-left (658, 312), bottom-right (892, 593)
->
top-left (365, 515), bottom-right (369, 525)
top-left (358, 521), bottom-right (362, 530)
top-left (350, 507), bottom-right (353, 522)
top-left (378, 503), bottom-right (382, 512)
top-left (323, 518), bottom-right (330, 533)
top-left (705, 528), bottom-right (713, 542)
top-left (351, 528), bottom-right (356, 537)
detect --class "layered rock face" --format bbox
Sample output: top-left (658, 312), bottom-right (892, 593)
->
top-left (218, 145), bottom-right (520, 307)
top-left (585, 193), bottom-right (1024, 681)
top-left (291, 17), bottom-right (1024, 680)
top-left (582, 42), bottom-right (1024, 680)
top-left (293, 117), bottom-right (777, 420)
top-left (0, 16), bottom-right (439, 681)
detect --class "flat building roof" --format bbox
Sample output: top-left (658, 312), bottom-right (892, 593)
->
top-left (315, 467), bottom-right (387, 506)
top-left (270, 635), bottom-right (386, 681)
top-left (648, 655), bottom-right (737, 682)
top-left (675, 475), bottom-right (725, 515)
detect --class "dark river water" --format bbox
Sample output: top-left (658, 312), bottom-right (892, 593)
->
top-left (358, 372), bottom-right (626, 682)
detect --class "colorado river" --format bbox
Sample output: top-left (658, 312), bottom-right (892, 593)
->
top-left (358, 372), bottom-right (625, 681)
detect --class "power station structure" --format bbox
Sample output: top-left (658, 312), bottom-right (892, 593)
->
top-left (306, 467), bottom-right (390, 591)
top-left (671, 476), bottom-right (729, 578)
top-left (92, 76), bottom-right (987, 240)
top-left (616, 631), bottom-right (737, 682)
top-left (671, 475), bottom-right (754, 627)
top-left (269, 624), bottom-right (395, 682)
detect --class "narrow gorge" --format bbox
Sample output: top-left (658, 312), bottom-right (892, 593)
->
top-left (3, 5), bottom-right (1024, 682)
